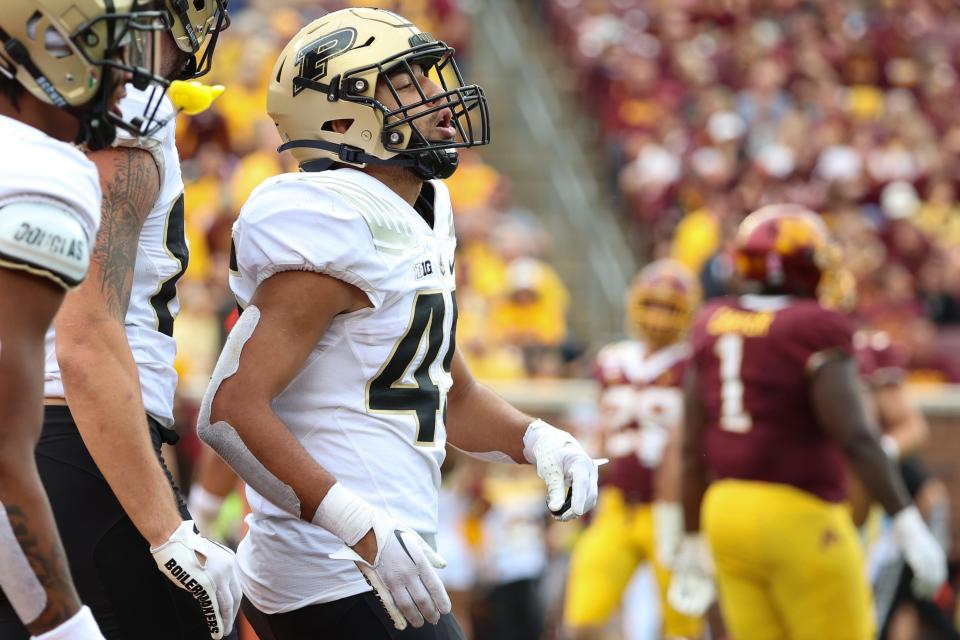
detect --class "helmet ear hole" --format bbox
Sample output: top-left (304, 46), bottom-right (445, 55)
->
top-left (26, 12), bottom-right (42, 40)
top-left (322, 118), bottom-right (354, 134)
top-left (44, 27), bottom-right (72, 59)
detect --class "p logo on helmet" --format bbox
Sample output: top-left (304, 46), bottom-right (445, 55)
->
top-left (268, 7), bottom-right (490, 181)
top-left (293, 28), bottom-right (356, 97)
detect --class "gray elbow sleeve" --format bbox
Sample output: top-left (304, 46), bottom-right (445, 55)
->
top-left (196, 305), bottom-right (302, 517)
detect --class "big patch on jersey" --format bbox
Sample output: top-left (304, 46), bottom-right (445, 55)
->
top-left (0, 200), bottom-right (89, 289)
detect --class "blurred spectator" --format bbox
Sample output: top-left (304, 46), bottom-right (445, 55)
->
top-left (475, 467), bottom-right (548, 640)
top-left (490, 258), bottom-right (570, 350)
top-left (546, 0), bottom-right (960, 366)
top-left (903, 318), bottom-right (960, 384)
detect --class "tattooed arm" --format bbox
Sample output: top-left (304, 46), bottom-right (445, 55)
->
top-left (0, 269), bottom-right (80, 633)
top-left (54, 147), bottom-right (183, 546)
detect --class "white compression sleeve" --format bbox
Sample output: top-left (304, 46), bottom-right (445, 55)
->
top-left (196, 306), bottom-right (302, 517)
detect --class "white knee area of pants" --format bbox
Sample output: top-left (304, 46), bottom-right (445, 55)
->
top-left (0, 500), bottom-right (47, 625)
top-left (196, 305), bottom-right (302, 516)
top-left (30, 605), bottom-right (103, 640)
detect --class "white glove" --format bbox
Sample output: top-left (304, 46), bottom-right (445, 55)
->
top-left (188, 485), bottom-right (226, 539)
top-left (653, 501), bottom-right (684, 568)
top-left (892, 505), bottom-right (947, 598)
top-left (150, 520), bottom-right (241, 640)
top-left (523, 419), bottom-right (599, 521)
top-left (667, 533), bottom-right (716, 617)
top-left (320, 484), bottom-right (451, 630)
top-left (30, 606), bottom-right (104, 640)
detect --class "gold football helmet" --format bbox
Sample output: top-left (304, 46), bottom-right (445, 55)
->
top-left (0, 0), bottom-right (170, 149)
top-left (626, 259), bottom-right (701, 349)
top-left (268, 7), bottom-right (490, 180)
top-left (164, 0), bottom-right (228, 78)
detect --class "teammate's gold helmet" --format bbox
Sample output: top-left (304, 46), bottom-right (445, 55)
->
top-left (626, 259), bottom-right (701, 349)
top-left (0, 0), bottom-right (170, 149)
top-left (164, 0), bottom-right (228, 78)
top-left (268, 7), bottom-right (490, 180)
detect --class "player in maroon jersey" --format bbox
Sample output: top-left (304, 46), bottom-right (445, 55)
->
top-left (668, 204), bottom-right (946, 640)
top-left (563, 260), bottom-right (703, 639)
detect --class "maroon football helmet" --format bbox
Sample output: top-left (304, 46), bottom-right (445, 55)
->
top-left (734, 204), bottom-right (838, 299)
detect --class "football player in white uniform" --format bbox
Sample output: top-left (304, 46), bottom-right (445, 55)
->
top-left (197, 8), bottom-right (599, 639)
top-left (0, 1), bottom-right (169, 638)
top-left (1, 3), bottom-right (240, 640)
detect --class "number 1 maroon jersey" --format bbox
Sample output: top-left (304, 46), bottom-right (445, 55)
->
top-left (690, 295), bottom-right (856, 502)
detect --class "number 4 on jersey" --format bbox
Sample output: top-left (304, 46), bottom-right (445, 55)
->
top-left (367, 292), bottom-right (457, 445)
top-left (149, 194), bottom-right (188, 337)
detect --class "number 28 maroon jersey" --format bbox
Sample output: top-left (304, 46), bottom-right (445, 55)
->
top-left (595, 340), bottom-right (689, 503)
top-left (690, 295), bottom-right (856, 503)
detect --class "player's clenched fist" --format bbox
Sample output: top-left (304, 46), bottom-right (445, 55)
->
top-left (151, 520), bottom-right (242, 639)
top-left (321, 483), bottom-right (451, 630)
top-left (668, 534), bottom-right (716, 617)
top-left (332, 522), bottom-right (451, 630)
top-left (523, 419), bottom-right (600, 521)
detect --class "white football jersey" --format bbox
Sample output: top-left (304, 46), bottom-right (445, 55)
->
top-left (45, 87), bottom-right (186, 427)
top-left (230, 167), bottom-right (457, 613)
top-left (0, 115), bottom-right (101, 278)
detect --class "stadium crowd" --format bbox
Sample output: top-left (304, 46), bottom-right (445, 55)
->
top-left (164, 1), bottom-right (960, 639)
top-left (546, 0), bottom-right (960, 384)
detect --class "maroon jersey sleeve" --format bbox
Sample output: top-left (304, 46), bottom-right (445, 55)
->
top-left (693, 298), bottom-right (853, 502)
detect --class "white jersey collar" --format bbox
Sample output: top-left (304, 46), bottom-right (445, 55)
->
top-left (625, 341), bottom-right (690, 384)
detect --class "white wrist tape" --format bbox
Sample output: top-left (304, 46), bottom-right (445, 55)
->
top-left (188, 485), bottom-right (226, 518)
top-left (881, 434), bottom-right (901, 460)
top-left (892, 505), bottom-right (926, 542)
top-left (313, 483), bottom-right (377, 546)
top-left (0, 500), bottom-right (47, 625)
top-left (653, 501), bottom-right (684, 567)
top-left (451, 445), bottom-right (515, 464)
top-left (30, 606), bottom-right (103, 640)
top-left (188, 485), bottom-right (226, 537)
